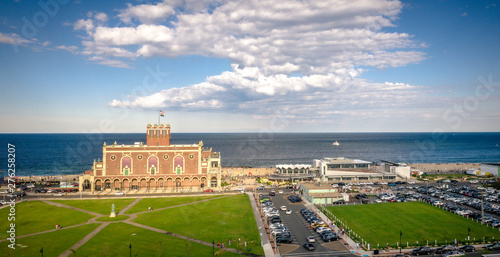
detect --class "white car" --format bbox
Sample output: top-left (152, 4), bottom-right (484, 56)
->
top-left (307, 236), bottom-right (316, 243)
top-left (53, 193), bottom-right (63, 197)
top-left (286, 209), bottom-right (292, 215)
top-left (278, 190), bottom-right (283, 194)
top-left (115, 192), bottom-right (124, 195)
top-left (280, 206), bottom-right (287, 211)
top-left (375, 199), bottom-right (382, 203)
top-left (234, 187), bottom-right (244, 191)
top-left (408, 181), bottom-right (416, 184)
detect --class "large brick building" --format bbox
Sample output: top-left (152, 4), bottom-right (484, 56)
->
top-left (79, 124), bottom-right (222, 193)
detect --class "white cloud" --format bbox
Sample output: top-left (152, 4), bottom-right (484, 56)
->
top-left (95, 12), bottom-right (108, 22)
top-left (117, 2), bottom-right (175, 24)
top-left (55, 45), bottom-right (79, 54)
top-left (73, 19), bottom-right (94, 34)
top-left (71, 0), bottom-right (436, 124)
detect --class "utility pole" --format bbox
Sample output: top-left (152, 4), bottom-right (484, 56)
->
top-left (481, 192), bottom-right (485, 224)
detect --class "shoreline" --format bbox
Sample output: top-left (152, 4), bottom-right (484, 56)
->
top-left (6, 162), bottom-right (483, 182)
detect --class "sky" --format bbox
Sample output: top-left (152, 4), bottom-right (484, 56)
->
top-left (0, 0), bottom-right (499, 133)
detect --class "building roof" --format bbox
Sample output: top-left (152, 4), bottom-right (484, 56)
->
top-left (483, 163), bottom-right (500, 166)
top-left (300, 182), bottom-right (336, 191)
top-left (310, 192), bottom-right (343, 198)
top-left (276, 164), bottom-right (312, 169)
top-left (315, 157), bottom-right (371, 164)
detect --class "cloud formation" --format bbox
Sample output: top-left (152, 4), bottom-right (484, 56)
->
top-left (72, 0), bottom-right (430, 125)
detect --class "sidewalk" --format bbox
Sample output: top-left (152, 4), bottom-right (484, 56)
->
top-left (248, 192), bottom-right (276, 257)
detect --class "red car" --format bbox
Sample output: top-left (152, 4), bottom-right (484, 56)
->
top-left (204, 189), bottom-right (213, 193)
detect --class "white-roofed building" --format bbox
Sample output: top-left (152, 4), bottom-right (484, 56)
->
top-left (314, 157), bottom-right (398, 182)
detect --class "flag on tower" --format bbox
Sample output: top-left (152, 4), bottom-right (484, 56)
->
top-left (160, 110), bottom-right (165, 117)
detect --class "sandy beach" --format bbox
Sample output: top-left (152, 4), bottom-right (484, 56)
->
top-left (8, 163), bottom-right (483, 183)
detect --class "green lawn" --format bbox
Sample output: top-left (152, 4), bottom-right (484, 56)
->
top-left (125, 195), bottom-right (223, 214)
top-left (95, 215), bottom-right (129, 222)
top-left (133, 195), bottom-right (263, 256)
top-left (0, 201), bottom-right (94, 238)
top-left (326, 202), bottom-right (500, 248)
top-left (0, 223), bottom-right (100, 257)
top-left (75, 222), bottom-right (242, 257)
top-left (51, 198), bottom-right (136, 215)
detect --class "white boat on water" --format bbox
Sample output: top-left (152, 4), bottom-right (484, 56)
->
top-left (332, 141), bottom-right (340, 146)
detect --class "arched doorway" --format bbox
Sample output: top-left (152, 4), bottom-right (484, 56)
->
top-left (166, 178), bottom-right (173, 189)
top-left (104, 179), bottom-right (111, 190)
top-left (192, 177), bottom-right (199, 188)
top-left (131, 179), bottom-right (138, 190)
top-left (183, 177), bottom-right (191, 188)
top-left (83, 179), bottom-right (91, 190)
top-left (175, 178), bottom-right (182, 189)
top-left (149, 178), bottom-right (156, 190)
top-left (210, 177), bottom-right (217, 188)
top-left (140, 179), bottom-right (147, 189)
top-left (113, 179), bottom-right (120, 190)
top-left (158, 178), bottom-right (164, 188)
top-left (200, 177), bottom-right (207, 189)
top-left (123, 179), bottom-right (129, 190)
top-left (95, 180), bottom-right (102, 191)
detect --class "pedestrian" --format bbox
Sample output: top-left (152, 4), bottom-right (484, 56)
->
top-left (228, 239), bottom-right (231, 245)
top-left (356, 242), bottom-right (359, 249)
top-left (217, 242), bottom-right (220, 248)
top-left (222, 243), bottom-right (225, 248)
top-left (368, 243), bottom-right (370, 251)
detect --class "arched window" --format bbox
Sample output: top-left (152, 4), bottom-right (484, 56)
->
top-left (174, 156), bottom-right (184, 174)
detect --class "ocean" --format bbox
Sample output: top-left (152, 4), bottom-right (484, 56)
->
top-left (1, 132), bottom-right (499, 176)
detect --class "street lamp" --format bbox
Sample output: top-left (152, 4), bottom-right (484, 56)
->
top-left (468, 227), bottom-right (471, 244)
top-left (400, 231), bottom-right (403, 253)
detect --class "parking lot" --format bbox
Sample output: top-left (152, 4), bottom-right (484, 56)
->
top-left (258, 188), bottom-right (355, 257)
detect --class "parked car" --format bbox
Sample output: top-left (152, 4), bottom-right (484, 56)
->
top-left (53, 193), bottom-right (63, 197)
top-left (458, 245), bottom-right (475, 252)
top-left (280, 206), bottom-right (287, 211)
top-left (307, 236), bottom-right (315, 243)
top-left (257, 186), bottom-right (265, 190)
top-left (303, 243), bottom-right (315, 251)
top-left (441, 250), bottom-right (464, 257)
top-left (204, 189), bottom-right (213, 193)
top-left (486, 243), bottom-right (500, 250)
top-left (412, 246), bottom-right (434, 255)
top-left (114, 192), bottom-right (124, 195)
top-left (285, 209), bottom-right (292, 215)
top-left (436, 245), bottom-right (455, 254)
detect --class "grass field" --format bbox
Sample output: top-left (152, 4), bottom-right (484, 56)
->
top-left (133, 194), bottom-right (263, 255)
top-left (0, 194), bottom-right (263, 256)
top-left (326, 202), bottom-right (500, 248)
top-left (51, 198), bottom-right (136, 215)
top-left (75, 222), bottom-right (242, 257)
top-left (0, 201), bottom-right (94, 238)
top-left (124, 195), bottom-right (222, 214)
top-left (0, 223), bottom-right (101, 257)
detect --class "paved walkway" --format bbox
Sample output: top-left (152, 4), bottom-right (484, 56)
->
top-left (6, 195), bottom-right (256, 256)
top-left (58, 223), bottom-right (109, 257)
top-left (248, 192), bottom-right (276, 257)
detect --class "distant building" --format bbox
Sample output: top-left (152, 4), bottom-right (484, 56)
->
top-left (79, 124), bottom-right (222, 193)
top-left (313, 157), bottom-right (397, 182)
top-left (480, 163), bottom-right (500, 177)
top-left (268, 164), bottom-right (314, 182)
top-left (298, 182), bottom-right (346, 205)
top-left (379, 161), bottom-right (411, 179)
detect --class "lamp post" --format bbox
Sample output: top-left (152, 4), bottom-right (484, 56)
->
top-left (400, 231), bottom-right (403, 253)
top-left (129, 243), bottom-right (132, 257)
top-left (468, 227), bottom-right (471, 244)
top-left (212, 240), bottom-right (215, 257)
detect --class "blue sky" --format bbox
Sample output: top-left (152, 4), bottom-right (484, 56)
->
top-left (1, 0), bottom-right (499, 133)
